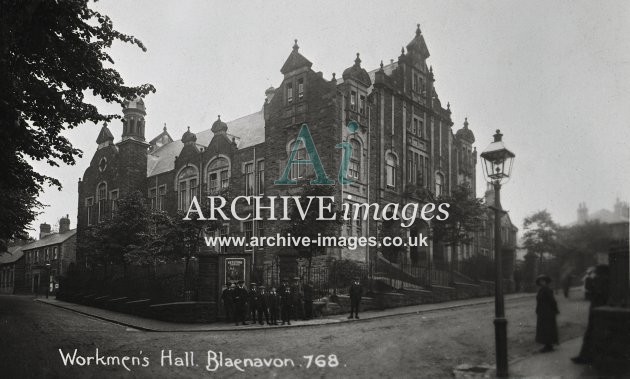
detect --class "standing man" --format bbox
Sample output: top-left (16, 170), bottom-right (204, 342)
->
top-left (268, 287), bottom-right (280, 325)
top-left (256, 285), bottom-right (270, 325)
top-left (233, 280), bottom-right (248, 326)
top-left (280, 284), bottom-right (293, 325)
top-left (221, 283), bottom-right (235, 323)
top-left (303, 281), bottom-right (314, 320)
top-left (248, 283), bottom-right (258, 324)
top-left (535, 274), bottom-right (559, 352)
top-left (348, 277), bottom-right (363, 319)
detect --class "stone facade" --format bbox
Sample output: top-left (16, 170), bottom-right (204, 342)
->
top-left (77, 26), bottom-right (486, 277)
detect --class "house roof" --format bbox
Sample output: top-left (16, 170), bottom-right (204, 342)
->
top-left (588, 209), bottom-right (629, 224)
top-left (147, 109), bottom-right (265, 177)
top-left (21, 229), bottom-right (76, 251)
top-left (0, 246), bottom-right (24, 264)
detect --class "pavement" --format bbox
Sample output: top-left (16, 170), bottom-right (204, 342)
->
top-left (33, 289), bottom-right (604, 378)
top-left (509, 337), bottom-right (599, 379)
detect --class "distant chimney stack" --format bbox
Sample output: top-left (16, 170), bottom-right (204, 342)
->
top-left (265, 87), bottom-right (275, 103)
top-left (59, 215), bottom-right (71, 234)
top-left (39, 223), bottom-right (51, 240)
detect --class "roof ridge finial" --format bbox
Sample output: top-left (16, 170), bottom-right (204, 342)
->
top-left (464, 117), bottom-right (469, 128)
top-left (355, 52), bottom-right (361, 67)
top-left (293, 39), bottom-right (299, 51)
top-left (187, 126), bottom-right (190, 132)
top-left (217, 114), bottom-right (221, 120)
top-left (163, 122), bottom-right (167, 131)
top-left (380, 60), bottom-right (384, 70)
top-left (416, 23), bottom-right (421, 36)
top-left (401, 46), bottom-right (405, 55)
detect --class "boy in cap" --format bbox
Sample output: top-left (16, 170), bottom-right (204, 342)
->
top-left (248, 283), bottom-right (258, 324)
top-left (349, 277), bottom-right (363, 319)
top-left (267, 287), bottom-right (280, 325)
top-left (256, 285), bottom-right (270, 325)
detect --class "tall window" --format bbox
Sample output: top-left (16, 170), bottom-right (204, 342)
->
top-left (177, 166), bottom-right (198, 210)
top-left (53, 247), bottom-right (58, 260)
top-left (244, 163), bottom-right (254, 196)
top-left (386, 153), bottom-right (397, 188)
top-left (149, 188), bottom-right (157, 209)
top-left (289, 140), bottom-right (310, 180)
top-left (257, 221), bottom-right (265, 249)
top-left (244, 221), bottom-right (253, 250)
top-left (86, 198), bottom-right (94, 225)
top-left (257, 160), bottom-right (265, 195)
top-left (359, 95), bottom-right (366, 115)
top-left (97, 182), bottom-right (107, 222)
top-left (435, 173), bottom-right (444, 196)
top-left (297, 78), bottom-right (304, 99)
top-left (207, 157), bottom-right (230, 194)
top-left (350, 91), bottom-right (357, 111)
top-left (355, 208), bottom-right (363, 236)
top-left (411, 118), bottom-right (418, 135)
top-left (349, 139), bottom-right (361, 180)
top-left (219, 224), bottom-right (229, 253)
top-left (110, 189), bottom-right (119, 214)
top-left (157, 186), bottom-right (166, 211)
top-left (286, 82), bottom-right (293, 103)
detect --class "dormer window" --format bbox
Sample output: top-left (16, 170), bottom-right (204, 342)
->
top-left (297, 78), bottom-right (304, 99)
top-left (286, 82), bottom-right (293, 104)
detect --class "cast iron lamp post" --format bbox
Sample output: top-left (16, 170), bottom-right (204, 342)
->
top-left (480, 129), bottom-right (515, 378)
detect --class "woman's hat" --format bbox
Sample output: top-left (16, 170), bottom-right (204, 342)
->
top-left (536, 274), bottom-right (552, 285)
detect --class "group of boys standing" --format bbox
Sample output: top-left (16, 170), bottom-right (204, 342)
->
top-left (220, 277), bottom-right (314, 326)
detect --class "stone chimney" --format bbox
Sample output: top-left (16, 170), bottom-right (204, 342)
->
top-left (577, 203), bottom-right (588, 225)
top-left (59, 215), bottom-right (71, 234)
top-left (39, 223), bottom-right (51, 240)
top-left (265, 87), bottom-right (275, 103)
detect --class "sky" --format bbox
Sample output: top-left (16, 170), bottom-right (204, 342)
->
top-left (28, 0), bottom-right (630, 236)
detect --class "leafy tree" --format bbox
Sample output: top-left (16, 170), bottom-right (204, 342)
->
top-left (78, 191), bottom-right (155, 274)
top-left (0, 0), bottom-right (155, 240)
top-left (555, 221), bottom-right (613, 276)
top-left (282, 183), bottom-right (343, 277)
top-left (159, 190), bottom-right (231, 290)
top-left (432, 184), bottom-right (485, 268)
top-left (522, 210), bottom-right (559, 275)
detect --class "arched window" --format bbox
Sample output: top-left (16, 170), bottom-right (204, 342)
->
top-left (97, 182), bottom-right (107, 222)
top-left (207, 157), bottom-right (230, 194)
top-left (177, 166), bottom-right (198, 210)
top-left (349, 139), bottom-right (361, 180)
top-left (386, 153), bottom-right (397, 188)
top-left (435, 172), bottom-right (444, 196)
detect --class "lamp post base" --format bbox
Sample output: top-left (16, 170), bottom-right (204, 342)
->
top-left (494, 316), bottom-right (508, 377)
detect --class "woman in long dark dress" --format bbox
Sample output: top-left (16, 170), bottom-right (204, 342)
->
top-left (535, 274), bottom-right (559, 352)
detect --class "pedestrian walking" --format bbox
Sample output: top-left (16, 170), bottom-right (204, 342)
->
top-left (280, 285), bottom-right (293, 325)
top-left (303, 282), bottom-right (314, 320)
top-left (233, 280), bottom-right (248, 326)
top-left (572, 264), bottom-right (610, 364)
top-left (221, 282), bottom-right (235, 323)
top-left (348, 277), bottom-right (363, 319)
top-left (256, 285), bottom-right (270, 325)
top-left (535, 274), bottom-right (559, 352)
top-left (267, 287), bottom-right (280, 325)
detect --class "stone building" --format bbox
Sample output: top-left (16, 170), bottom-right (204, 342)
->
top-left (77, 26), bottom-right (485, 289)
top-left (21, 216), bottom-right (76, 294)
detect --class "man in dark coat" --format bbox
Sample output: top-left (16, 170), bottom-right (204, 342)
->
top-left (349, 277), bottom-right (363, 319)
top-left (248, 283), bottom-right (258, 324)
top-left (572, 264), bottom-right (610, 364)
top-left (267, 287), bottom-right (280, 325)
top-left (221, 283), bottom-right (235, 323)
top-left (256, 285), bottom-right (270, 325)
top-left (233, 280), bottom-right (248, 326)
top-left (535, 274), bottom-right (559, 352)
top-left (280, 285), bottom-right (293, 325)
top-left (303, 282), bottom-right (314, 320)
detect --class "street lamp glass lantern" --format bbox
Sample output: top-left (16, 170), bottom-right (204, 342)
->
top-left (480, 129), bottom-right (515, 184)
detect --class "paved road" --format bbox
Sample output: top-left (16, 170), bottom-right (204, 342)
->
top-left (0, 292), bottom-right (590, 378)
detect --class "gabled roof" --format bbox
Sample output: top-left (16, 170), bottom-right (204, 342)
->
top-left (147, 109), bottom-right (265, 177)
top-left (280, 40), bottom-right (313, 74)
top-left (406, 24), bottom-right (430, 58)
top-left (0, 246), bottom-right (24, 264)
top-left (21, 229), bottom-right (76, 251)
